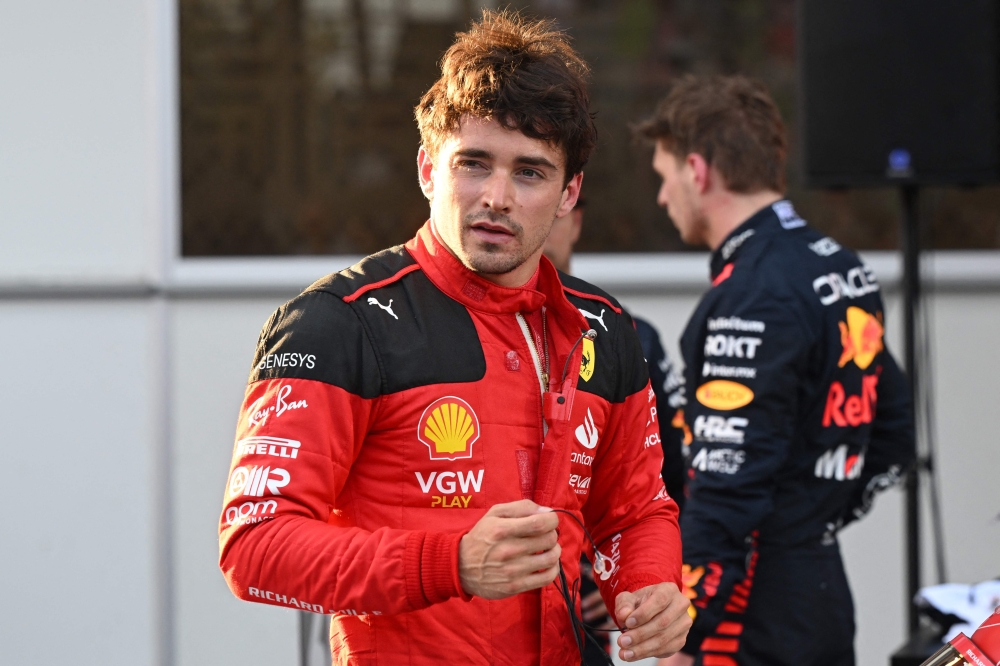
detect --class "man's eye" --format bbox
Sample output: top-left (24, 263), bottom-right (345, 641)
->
top-left (457, 160), bottom-right (484, 170)
top-left (520, 168), bottom-right (541, 178)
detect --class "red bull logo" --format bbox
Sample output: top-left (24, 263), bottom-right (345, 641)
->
top-left (823, 374), bottom-right (879, 427)
top-left (838, 307), bottom-right (884, 370)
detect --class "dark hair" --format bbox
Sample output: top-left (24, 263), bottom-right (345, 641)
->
top-left (415, 10), bottom-right (597, 184)
top-left (636, 75), bottom-right (787, 193)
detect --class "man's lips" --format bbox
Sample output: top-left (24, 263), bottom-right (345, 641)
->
top-left (469, 221), bottom-right (516, 242)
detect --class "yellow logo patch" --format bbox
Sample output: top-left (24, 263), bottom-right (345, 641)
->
top-left (838, 306), bottom-right (884, 370)
top-left (417, 397), bottom-right (480, 461)
top-left (696, 380), bottom-right (754, 411)
top-left (579, 338), bottom-right (595, 382)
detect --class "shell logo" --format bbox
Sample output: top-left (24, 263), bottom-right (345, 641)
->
top-left (838, 306), bottom-right (884, 370)
top-left (417, 396), bottom-right (481, 461)
top-left (696, 380), bottom-right (754, 411)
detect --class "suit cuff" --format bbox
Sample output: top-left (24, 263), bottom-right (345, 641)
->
top-left (404, 531), bottom-right (471, 610)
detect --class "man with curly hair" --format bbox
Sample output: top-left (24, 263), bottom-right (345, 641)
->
top-left (219, 12), bottom-right (690, 664)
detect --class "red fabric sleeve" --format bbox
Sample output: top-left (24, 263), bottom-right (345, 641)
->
top-left (582, 381), bottom-right (683, 610)
top-left (218, 378), bottom-right (464, 616)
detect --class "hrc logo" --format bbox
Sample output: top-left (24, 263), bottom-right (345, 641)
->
top-left (418, 396), bottom-right (481, 461)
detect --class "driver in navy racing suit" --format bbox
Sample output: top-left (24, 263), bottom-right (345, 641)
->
top-left (638, 75), bottom-right (915, 666)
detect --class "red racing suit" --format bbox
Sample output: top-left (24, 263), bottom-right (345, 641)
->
top-left (218, 223), bottom-right (682, 664)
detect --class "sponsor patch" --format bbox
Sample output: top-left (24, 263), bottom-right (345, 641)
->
top-left (822, 375), bottom-right (879, 427)
top-left (694, 415), bottom-right (748, 444)
top-left (579, 308), bottom-right (608, 332)
top-left (704, 335), bottom-right (762, 359)
top-left (696, 381), bottom-right (754, 411)
top-left (418, 397), bottom-right (480, 461)
top-left (226, 499), bottom-right (278, 526)
top-left (809, 237), bottom-right (842, 257)
top-left (367, 297), bottom-right (398, 319)
top-left (568, 474), bottom-right (591, 494)
top-left (257, 352), bottom-right (316, 371)
top-left (579, 338), bottom-right (596, 382)
top-left (248, 587), bottom-right (330, 614)
top-left (691, 447), bottom-right (746, 474)
top-left (228, 466), bottom-right (290, 498)
top-left (813, 266), bottom-right (880, 306)
top-left (702, 363), bottom-right (756, 380)
top-left (814, 445), bottom-right (865, 481)
top-left (774, 200), bottom-right (805, 229)
top-left (721, 229), bottom-right (756, 260)
top-left (838, 307), bottom-right (884, 370)
top-left (236, 436), bottom-right (301, 459)
top-left (575, 408), bottom-right (599, 449)
top-left (707, 317), bottom-right (766, 333)
top-left (415, 469), bottom-right (484, 507)
top-left (247, 385), bottom-right (308, 427)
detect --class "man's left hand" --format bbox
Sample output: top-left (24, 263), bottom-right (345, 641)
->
top-left (614, 582), bottom-right (692, 662)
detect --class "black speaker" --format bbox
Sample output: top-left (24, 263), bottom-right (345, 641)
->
top-left (799, 0), bottom-right (1000, 187)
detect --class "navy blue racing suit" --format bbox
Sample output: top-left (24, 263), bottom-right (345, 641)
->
top-left (674, 200), bottom-right (915, 666)
top-left (634, 316), bottom-right (687, 513)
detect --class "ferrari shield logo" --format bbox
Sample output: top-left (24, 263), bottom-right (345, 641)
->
top-left (579, 338), bottom-right (595, 382)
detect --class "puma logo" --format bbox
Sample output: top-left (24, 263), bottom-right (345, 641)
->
top-left (367, 297), bottom-right (398, 320)
top-left (575, 408), bottom-right (599, 450)
top-left (579, 308), bottom-right (607, 332)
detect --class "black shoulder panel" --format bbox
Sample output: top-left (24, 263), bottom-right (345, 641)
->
top-left (250, 290), bottom-right (383, 398)
top-left (308, 245), bottom-right (417, 299)
top-left (338, 269), bottom-right (486, 394)
top-left (559, 273), bottom-right (649, 404)
top-left (302, 247), bottom-right (486, 394)
top-left (250, 246), bottom-right (486, 396)
top-left (557, 271), bottom-right (624, 311)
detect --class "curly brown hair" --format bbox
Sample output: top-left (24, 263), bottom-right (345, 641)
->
top-left (637, 75), bottom-right (787, 193)
top-left (415, 10), bottom-right (597, 184)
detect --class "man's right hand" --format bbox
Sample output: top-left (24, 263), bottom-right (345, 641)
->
top-left (458, 500), bottom-right (561, 600)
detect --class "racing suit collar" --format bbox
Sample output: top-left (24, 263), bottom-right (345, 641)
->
top-left (406, 220), bottom-right (572, 316)
top-left (709, 199), bottom-right (793, 280)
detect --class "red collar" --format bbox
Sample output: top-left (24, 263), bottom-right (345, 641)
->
top-left (405, 221), bottom-right (578, 320)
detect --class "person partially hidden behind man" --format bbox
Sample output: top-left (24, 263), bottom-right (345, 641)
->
top-left (218, 11), bottom-right (691, 665)
top-left (544, 197), bottom-right (689, 665)
top-left (639, 76), bottom-right (915, 666)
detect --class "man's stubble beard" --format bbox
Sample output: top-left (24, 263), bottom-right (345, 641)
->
top-left (673, 192), bottom-right (711, 248)
top-left (686, 209), bottom-right (711, 248)
top-left (459, 211), bottom-right (550, 275)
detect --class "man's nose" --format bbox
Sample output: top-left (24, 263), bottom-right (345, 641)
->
top-left (656, 182), bottom-right (670, 209)
top-left (483, 172), bottom-right (514, 213)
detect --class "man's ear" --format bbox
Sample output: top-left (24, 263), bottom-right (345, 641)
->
top-left (686, 153), bottom-right (711, 195)
top-left (417, 146), bottom-right (435, 200)
top-left (569, 209), bottom-right (583, 245)
top-left (554, 172), bottom-right (584, 219)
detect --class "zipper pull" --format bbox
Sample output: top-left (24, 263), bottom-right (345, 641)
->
top-left (541, 372), bottom-right (549, 387)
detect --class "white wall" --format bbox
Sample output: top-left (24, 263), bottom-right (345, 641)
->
top-left (0, 0), bottom-right (154, 283)
top-left (2, 1), bottom-right (999, 665)
top-left (0, 301), bottom-right (159, 665)
top-left (171, 299), bottom-right (298, 666)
